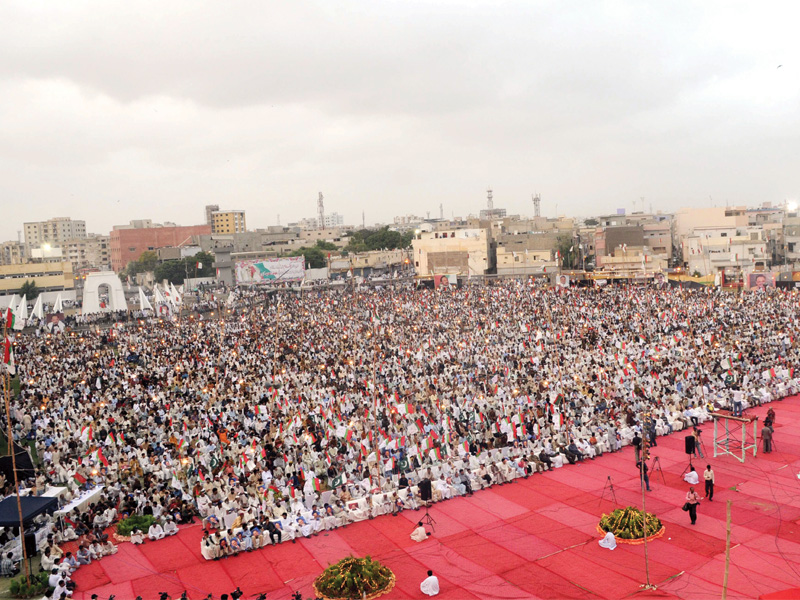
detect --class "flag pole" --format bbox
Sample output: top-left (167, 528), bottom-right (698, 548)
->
top-left (639, 411), bottom-right (654, 591)
top-left (3, 317), bottom-right (30, 584)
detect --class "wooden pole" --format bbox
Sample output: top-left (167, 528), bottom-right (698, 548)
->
top-left (3, 321), bottom-right (29, 583)
top-left (639, 416), bottom-right (652, 590)
top-left (722, 499), bottom-right (732, 600)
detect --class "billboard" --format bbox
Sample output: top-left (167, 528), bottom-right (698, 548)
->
top-left (235, 257), bottom-right (305, 284)
top-left (747, 272), bottom-right (775, 291)
top-left (433, 274), bottom-right (457, 289)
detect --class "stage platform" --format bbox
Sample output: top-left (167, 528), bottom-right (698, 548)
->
top-left (71, 398), bottom-right (800, 599)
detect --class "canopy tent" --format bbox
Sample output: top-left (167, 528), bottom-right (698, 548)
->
top-left (0, 495), bottom-right (58, 529)
top-left (0, 440), bottom-right (36, 483)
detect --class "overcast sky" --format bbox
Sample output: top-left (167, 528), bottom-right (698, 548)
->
top-left (1, 1), bottom-right (798, 241)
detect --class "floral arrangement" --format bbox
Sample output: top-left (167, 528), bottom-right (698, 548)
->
top-left (313, 555), bottom-right (396, 600)
top-left (9, 572), bottom-right (50, 598)
top-left (116, 514), bottom-right (157, 538)
top-left (598, 506), bottom-right (664, 543)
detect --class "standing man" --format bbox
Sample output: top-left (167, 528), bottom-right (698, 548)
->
top-left (632, 432), bottom-right (642, 464)
top-left (420, 570), bottom-right (440, 596)
top-left (693, 428), bottom-right (704, 459)
top-left (637, 460), bottom-right (651, 492)
top-left (686, 486), bottom-right (701, 525)
top-left (762, 423), bottom-right (774, 454)
top-left (703, 464), bottom-right (715, 501)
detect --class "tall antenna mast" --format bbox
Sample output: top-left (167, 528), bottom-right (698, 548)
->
top-left (362, 210), bottom-right (365, 229)
top-left (317, 192), bottom-right (325, 230)
top-left (440, 203), bottom-right (443, 220)
top-left (532, 193), bottom-right (541, 218)
top-left (487, 188), bottom-right (493, 210)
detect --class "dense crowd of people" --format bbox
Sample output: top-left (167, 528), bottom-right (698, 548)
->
top-left (4, 281), bottom-right (798, 575)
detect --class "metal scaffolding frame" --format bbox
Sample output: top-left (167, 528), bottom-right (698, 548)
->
top-left (712, 413), bottom-right (759, 463)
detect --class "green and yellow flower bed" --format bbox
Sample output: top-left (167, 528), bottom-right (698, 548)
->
top-left (313, 556), bottom-right (396, 600)
top-left (598, 506), bottom-right (665, 544)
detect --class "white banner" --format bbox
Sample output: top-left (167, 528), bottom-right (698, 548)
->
top-left (235, 257), bottom-right (305, 284)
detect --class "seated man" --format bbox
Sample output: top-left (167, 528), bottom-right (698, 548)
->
top-left (277, 513), bottom-right (297, 543)
top-left (684, 466), bottom-right (699, 485)
top-left (163, 518), bottom-right (179, 536)
top-left (76, 544), bottom-right (92, 565)
top-left (200, 530), bottom-right (219, 561)
top-left (148, 521), bottom-right (166, 541)
top-left (130, 528), bottom-right (145, 545)
top-left (296, 515), bottom-right (314, 538)
top-left (0, 552), bottom-right (19, 578)
top-left (410, 522), bottom-right (430, 542)
top-left (567, 441), bottom-right (586, 462)
top-left (266, 520), bottom-right (283, 545)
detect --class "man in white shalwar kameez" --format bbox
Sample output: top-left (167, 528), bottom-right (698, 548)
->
top-left (420, 570), bottom-right (439, 596)
top-left (598, 531), bottom-right (617, 550)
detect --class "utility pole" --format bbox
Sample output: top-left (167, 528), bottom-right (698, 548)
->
top-left (722, 500), bottom-right (732, 600)
top-left (3, 320), bottom-right (29, 584)
top-left (639, 412), bottom-right (655, 592)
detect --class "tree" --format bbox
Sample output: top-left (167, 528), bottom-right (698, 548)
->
top-left (154, 260), bottom-right (186, 285)
top-left (315, 240), bottom-right (338, 252)
top-left (584, 218), bottom-right (599, 227)
top-left (555, 234), bottom-right (579, 270)
top-left (289, 247), bottom-right (326, 269)
top-left (19, 280), bottom-right (40, 301)
top-left (344, 227), bottom-right (410, 253)
top-left (190, 251), bottom-right (215, 278)
top-left (137, 250), bottom-right (159, 272)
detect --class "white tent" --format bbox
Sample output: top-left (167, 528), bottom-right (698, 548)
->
top-left (170, 282), bottom-right (182, 305)
top-left (16, 296), bottom-right (28, 323)
top-left (31, 295), bottom-right (44, 320)
top-left (167, 283), bottom-right (181, 308)
top-left (138, 287), bottom-right (153, 311)
top-left (53, 294), bottom-right (63, 313)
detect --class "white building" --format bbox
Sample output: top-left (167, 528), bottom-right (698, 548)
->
top-left (412, 228), bottom-right (492, 277)
top-left (24, 217), bottom-right (86, 246)
top-left (684, 226), bottom-right (770, 276)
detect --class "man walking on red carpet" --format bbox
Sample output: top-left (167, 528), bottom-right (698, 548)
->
top-left (686, 487), bottom-right (701, 525)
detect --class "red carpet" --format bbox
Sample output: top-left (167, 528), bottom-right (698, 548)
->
top-left (70, 397), bottom-right (800, 599)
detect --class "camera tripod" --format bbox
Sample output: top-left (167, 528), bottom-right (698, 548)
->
top-left (420, 503), bottom-right (437, 533)
top-left (649, 455), bottom-right (666, 484)
top-left (599, 475), bottom-right (617, 505)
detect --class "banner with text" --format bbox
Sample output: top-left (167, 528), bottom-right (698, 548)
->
top-left (235, 257), bottom-right (305, 284)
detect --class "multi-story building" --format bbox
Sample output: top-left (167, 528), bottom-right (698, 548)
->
top-left (594, 246), bottom-right (667, 278)
top-left (329, 249), bottom-right (409, 278)
top-left (110, 224), bottom-right (211, 271)
top-left (322, 212), bottom-right (344, 229)
top-left (61, 234), bottom-right (111, 272)
top-left (0, 261), bottom-right (75, 295)
top-left (495, 246), bottom-right (556, 275)
top-left (211, 210), bottom-right (246, 234)
top-left (784, 211), bottom-right (800, 266)
top-left (205, 204), bottom-right (220, 226)
top-left (412, 228), bottom-right (493, 277)
top-left (0, 241), bottom-right (26, 266)
top-left (24, 217), bottom-right (86, 246)
top-left (291, 213), bottom-right (345, 231)
top-left (594, 226), bottom-right (645, 266)
top-left (684, 226), bottom-right (771, 276)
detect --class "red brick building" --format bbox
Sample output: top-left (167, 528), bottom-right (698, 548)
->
top-left (110, 224), bottom-right (211, 272)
